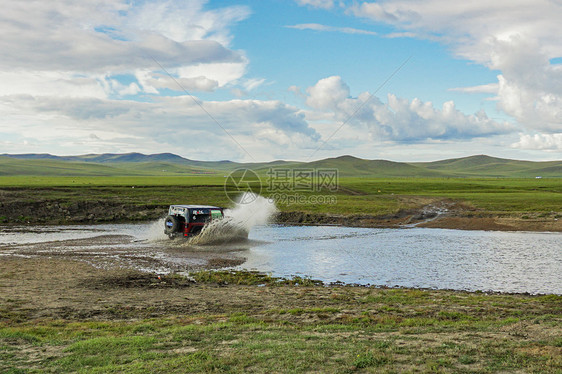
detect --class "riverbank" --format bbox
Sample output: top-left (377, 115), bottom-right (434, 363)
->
top-left (276, 209), bottom-right (562, 232)
top-left (1, 177), bottom-right (561, 232)
top-left (2, 195), bottom-right (560, 232)
top-left (1, 256), bottom-right (561, 373)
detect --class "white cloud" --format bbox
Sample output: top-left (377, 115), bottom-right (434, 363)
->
top-left (350, 0), bottom-right (562, 134)
top-left (304, 76), bottom-right (513, 142)
top-left (0, 71), bottom-right (108, 98)
top-left (137, 72), bottom-right (219, 93)
top-left (242, 78), bottom-right (267, 91)
top-left (177, 60), bottom-right (248, 88)
top-left (0, 0), bottom-right (249, 94)
top-left (286, 23), bottom-right (377, 35)
top-left (306, 76), bottom-right (350, 110)
top-left (449, 83), bottom-right (499, 94)
top-left (512, 133), bottom-right (562, 151)
top-left (493, 38), bottom-right (562, 132)
top-left (125, 0), bottom-right (250, 46)
top-left (0, 94), bottom-right (320, 161)
top-left (295, 0), bottom-right (336, 10)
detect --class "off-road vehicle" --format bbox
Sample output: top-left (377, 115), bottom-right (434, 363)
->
top-left (164, 205), bottom-right (224, 239)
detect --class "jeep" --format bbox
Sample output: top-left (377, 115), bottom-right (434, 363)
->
top-left (164, 205), bottom-right (224, 239)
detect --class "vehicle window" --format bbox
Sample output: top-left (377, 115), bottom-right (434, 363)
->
top-left (190, 209), bottom-right (210, 223)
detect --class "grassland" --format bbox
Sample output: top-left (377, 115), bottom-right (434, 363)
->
top-left (0, 175), bottom-right (559, 218)
top-left (1, 259), bottom-right (561, 373)
top-left (1, 153), bottom-right (560, 226)
top-left (2, 153), bottom-right (561, 177)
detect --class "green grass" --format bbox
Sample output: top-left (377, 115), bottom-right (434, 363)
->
top-left (2, 154), bottom-right (560, 178)
top-left (0, 176), bottom-right (559, 217)
top-left (1, 274), bottom-right (560, 373)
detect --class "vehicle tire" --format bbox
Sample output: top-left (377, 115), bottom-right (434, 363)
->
top-left (164, 215), bottom-right (180, 235)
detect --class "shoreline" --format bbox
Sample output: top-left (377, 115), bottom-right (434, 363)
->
top-left (0, 192), bottom-right (560, 232)
top-left (1, 257), bottom-right (560, 320)
top-left (1, 210), bottom-right (561, 232)
top-left (2, 256), bottom-right (560, 373)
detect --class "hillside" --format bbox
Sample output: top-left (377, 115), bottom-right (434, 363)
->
top-left (0, 157), bottom-right (140, 177)
top-left (411, 155), bottom-right (562, 177)
top-left (285, 155), bottom-right (444, 177)
top-left (0, 157), bottom-right (210, 177)
top-left (1, 153), bottom-right (560, 178)
top-left (0, 152), bottom-right (187, 163)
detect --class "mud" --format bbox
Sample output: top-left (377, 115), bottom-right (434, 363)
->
top-left (276, 204), bottom-right (562, 232)
top-left (0, 257), bottom-right (346, 321)
top-left (1, 256), bottom-right (560, 324)
top-left (0, 193), bottom-right (164, 223)
top-left (0, 229), bottom-right (247, 275)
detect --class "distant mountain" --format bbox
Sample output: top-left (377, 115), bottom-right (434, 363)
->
top-left (1, 153), bottom-right (560, 177)
top-left (284, 155), bottom-right (443, 177)
top-left (0, 152), bottom-right (189, 163)
top-left (0, 156), bottom-right (138, 177)
top-left (411, 155), bottom-right (562, 177)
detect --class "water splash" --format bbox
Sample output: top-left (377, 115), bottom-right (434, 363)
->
top-left (189, 193), bottom-right (277, 245)
top-left (144, 217), bottom-right (169, 242)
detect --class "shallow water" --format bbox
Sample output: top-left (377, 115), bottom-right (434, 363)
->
top-left (243, 225), bottom-right (562, 294)
top-left (1, 223), bottom-right (560, 294)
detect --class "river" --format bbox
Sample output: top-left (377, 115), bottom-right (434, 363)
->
top-left (1, 223), bottom-right (560, 294)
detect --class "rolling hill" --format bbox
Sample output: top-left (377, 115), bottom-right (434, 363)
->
top-left (411, 155), bottom-right (562, 177)
top-left (283, 155), bottom-right (444, 177)
top-left (0, 153), bottom-right (560, 178)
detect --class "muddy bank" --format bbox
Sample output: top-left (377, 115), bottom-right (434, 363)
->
top-left (2, 256), bottom-right (560, 323)
top-left (418, 215), bottom-right (562, 232)
top-left (1, 190), bottom-right (560, 231)
top-left (0, 228), bottom-right (248, 275)
top-left (0, 197), bottom-right (166, 224)
top-left (276, 210), bottom-right (562, 232)
top-left (276, 209), bottom-right (440, 228)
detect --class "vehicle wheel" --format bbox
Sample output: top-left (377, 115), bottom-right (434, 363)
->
top-left (164, 215), bottom-right (180, 235)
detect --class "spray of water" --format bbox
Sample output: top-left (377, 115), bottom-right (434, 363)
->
top-left (189, 193), bottom-right (277, 245)
top-left (144, 217), bottom-right (169, 242)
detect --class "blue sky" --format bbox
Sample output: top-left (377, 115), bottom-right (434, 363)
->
top-left (0, 0), bottom-right (560, 161)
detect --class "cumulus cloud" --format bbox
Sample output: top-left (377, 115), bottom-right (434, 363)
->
top-left (304, 76), bottom-right (513, 142)
top-left (350, 0), bottom-right (562, 134)
top-left (493, 37), bottom-right (562, 132)
top-left (0, 94), bottom-right (319, 160)
top-left (512, 133), bottom-right (562, 151)
top-left (306, 76), bottom-right (350, 110)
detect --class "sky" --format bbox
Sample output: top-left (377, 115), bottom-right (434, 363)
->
top-left (0, 0), bottom-right (561, 162)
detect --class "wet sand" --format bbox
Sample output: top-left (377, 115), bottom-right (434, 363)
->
top-left (0, 230), bottom-right (248, 274)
